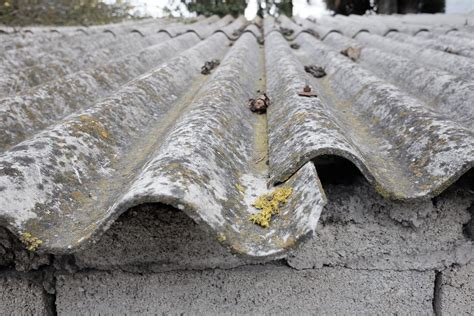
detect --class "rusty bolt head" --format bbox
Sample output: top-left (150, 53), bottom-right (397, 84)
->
top-left (248, 93), bottom-right (270, 114)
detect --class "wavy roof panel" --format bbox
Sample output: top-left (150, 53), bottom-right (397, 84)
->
top-left (0, 14), bottom-right (472, 258)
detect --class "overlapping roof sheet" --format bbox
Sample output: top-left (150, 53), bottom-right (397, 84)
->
top-left (0, 13), bottom-right (472, 258)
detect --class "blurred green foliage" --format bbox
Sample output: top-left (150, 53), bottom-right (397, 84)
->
top-left (323, 0), bottom-right (445, 15)
top-left (185, 0), bottom-right (247, 17)
top-left (0, 0), bottom-right (134, 26)
top-left (184, 0), bottom-right (293, 17)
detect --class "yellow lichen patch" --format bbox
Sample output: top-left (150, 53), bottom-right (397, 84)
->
top-left (75, 115), bottom-right (109, 140)
top-left (235, 183), bottom-right (246, 194)
top-left (217, 233), bottom-right (226, 242)
top-left (20, 232), bottom-right (43, 252)
top-left (249, 187), bottom-right (293, 228)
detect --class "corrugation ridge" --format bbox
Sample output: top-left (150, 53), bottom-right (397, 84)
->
top-left (130, 29), bottom-right (145, 37)
top-left (185, 14), bottom-right (234, 39)
top-left (319, 16), bottom-right (372, 38)
top-left (110, 33), bottom-right (324, 258)
top-left (275, 15), bottom-right (321, 40)
top-left (397, 14), bottom-right (468, 27)
top-left (0, 29), bottom-right (148, 70)
top-left (0, 20), bottom-right (172, 58)
top-left (386, 31), bottom-right (474, 59)
top-left (266, 32), bottom-right (377, 188)
top-left (337, 14), bottom-right (393, 36)
top-left (354, 15), bottom-right (427, 36)
top-left (0, 31), bottom-right (325, 259)
top-left (159, 15), bottom-right (233, 38)
top-left (445, 29), bottom-right (474, 40)
top-left (297, 20), bottom-right (341, 40)
top-left (241, 24), bottom-right (262, 40)
top-left (0, 33), bottom-right (172, 95)
top-left (262, 16), bottom-right (315, 41)
top-left (353, 31), bottom-right (474, 81)
top-left (94, 20), bottom-right (168, 37)
top-left (0, 33), bottom-right (201, 151)
top-left (0, 31), bottom-right (104, 60)
top-left (211, 16), bottom-right (251, 40)
top-left (0, 32), bottom-right (231, 254)
top-left (321, 32), bottom-right (474, 129)
top-left (267, 31), bottom-right (473, 200)
top-left (415, 32), bottom-right (474, 59)
top-left (19, 20), bottom-right (164, 49)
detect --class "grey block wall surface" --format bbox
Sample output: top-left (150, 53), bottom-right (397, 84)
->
top-left (55, 266), bottom-right (434, 315)
top-left (288, 177), bottom-right (473, 271)
top-left (0, 273), bottom-right (50, 315)
top-left (438, 262), bottom-right (474, 315)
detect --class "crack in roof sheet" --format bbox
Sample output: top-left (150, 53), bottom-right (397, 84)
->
top-left (0, 14), bottom-right (472, 257)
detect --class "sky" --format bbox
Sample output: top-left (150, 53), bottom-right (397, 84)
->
top-left (445, 0), bottom-right (474, 13)
top-left (106, 0), bottom-right (474, 19)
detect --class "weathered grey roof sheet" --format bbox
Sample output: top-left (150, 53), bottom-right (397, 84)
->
top-left (0, 14), bottom-right (472, 258)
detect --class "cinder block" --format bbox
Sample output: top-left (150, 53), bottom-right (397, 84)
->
top-left (288, 180), bottom-right (473, 271)
top-left (0, 273), bottom-right (50, 315)
top-left (438, 262), bottom-right (473, 315)
top-left (56, 265), bottom-right (434, 315)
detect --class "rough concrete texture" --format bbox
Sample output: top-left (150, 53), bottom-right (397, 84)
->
top-left (0, 227), bottom-right (51, 271)
top-left (56, 265), bottom-right (434, 315)
top-left (288, 175), bottom-right (473, 271)
top-left (0, 273), bottom-right (50, 315)
top-left (438, 262), bottom-right (474, 315)
top-left (72, 203), bottom-right (251, 272)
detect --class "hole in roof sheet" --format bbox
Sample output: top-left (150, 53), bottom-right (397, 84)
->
top-left (313, 155), bottom-right (363, 186)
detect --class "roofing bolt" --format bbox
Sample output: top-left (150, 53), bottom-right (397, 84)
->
top-left (340, 46), bottom-right (362, 61)
top-left (280, 27), bottom-right (294, 37)
top-left (298, 85), bottom-right (318, 98)
top-left (201, 59), bottom-right (220, 75)
top-left (304, 65), bottom-right (326, 78)
top-left (248, 93), bottom-right (270, 114)
top-left (290, 43), bottom-right (300, 49)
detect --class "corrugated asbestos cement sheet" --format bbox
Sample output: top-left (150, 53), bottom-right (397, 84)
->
top-left (0, 14), bottom-right (472, 259)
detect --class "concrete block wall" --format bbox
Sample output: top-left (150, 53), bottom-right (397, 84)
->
top-left (56, 266), bottom-right (434, 315)
top-left (0, 176), bottom-right (472, 314)
top-left (0, 272), bottom-right (53, 315)
top-left (437, 262), bottom-right (474, 315)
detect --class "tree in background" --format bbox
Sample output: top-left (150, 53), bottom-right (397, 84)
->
top-left (185, 0), bottom-right (247, 17)
top-left (184, 0), bottom-right (292, 17)
top-left (323, 0), bottom-right (370, 15)
top-left (0, 0), bottom-right (133, 26)
top-left (376, 0), bottom-right (445, 13)
top-left (257, 0), bottom-right (293, 17)
top-left (322, 0), bottom-right (445, 15)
